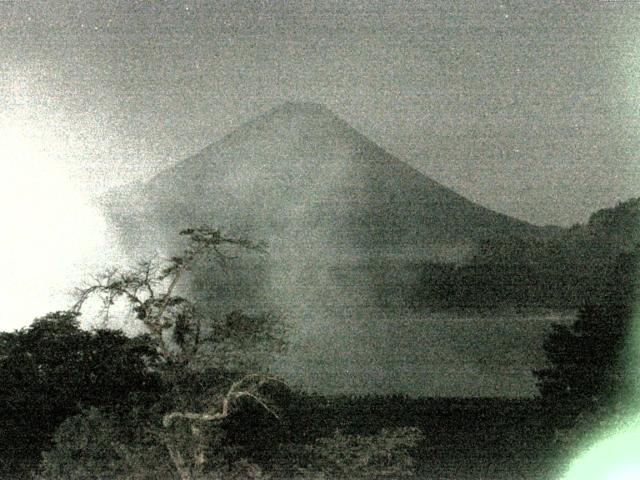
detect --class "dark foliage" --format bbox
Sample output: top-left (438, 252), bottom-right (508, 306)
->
top-left (0, 311), bottom-right (163, 477)
top-left (268, 394), bottom-right (553, 479)
top-left (39, 407), bottom-right (174, 480)
top-left (528, 202), bottom-right (639, 439)
top-left (534, 304), bottom-right (634, 420)
top-left (531, 200), bottom-right (638, 423)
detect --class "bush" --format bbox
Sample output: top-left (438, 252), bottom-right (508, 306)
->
top-left (0, 312), bottom-right (162, 476)
top-left (40, 407), bottom-right (174, 480)
top-left (274, 427), bottom-right (425, 479)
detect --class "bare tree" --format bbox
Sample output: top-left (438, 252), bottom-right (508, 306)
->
top-left (72, 227), bottom-right (287, 479)
top-left (73, 227), bottom-right (267, 363)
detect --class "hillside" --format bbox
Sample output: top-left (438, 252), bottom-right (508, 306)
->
top-left (413, 198), bottom-right (640, 308)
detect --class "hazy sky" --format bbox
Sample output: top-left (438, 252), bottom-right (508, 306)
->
top-left (3, 0), bottom-right (639, 223)
top-left (1, 0), bottom-right (639, 327)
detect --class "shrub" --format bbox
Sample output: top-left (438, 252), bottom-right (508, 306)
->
top-left (274, 427), bottom-right (425, 479)
top-left (40, 407), bottom-right (174, 480)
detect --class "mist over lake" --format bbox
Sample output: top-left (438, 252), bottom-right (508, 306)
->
top-left (274, 307), bottom-right (576, 398)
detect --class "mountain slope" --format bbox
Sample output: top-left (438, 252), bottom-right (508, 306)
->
top-left (103, 102), bottom-right (547, 262)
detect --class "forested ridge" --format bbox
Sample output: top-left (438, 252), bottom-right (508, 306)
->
top-left (413, 198), bottom-right (639, 308)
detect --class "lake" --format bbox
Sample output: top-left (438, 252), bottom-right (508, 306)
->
top-left (273, 307), bottom-right (576, 397)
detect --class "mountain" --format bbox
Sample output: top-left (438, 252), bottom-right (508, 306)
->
top-left (103, 102), bottom-right (548, 257)
top-left (101, 102), bottom-right (561, 314)
top-left (98, 105), bottom-right (637, 396)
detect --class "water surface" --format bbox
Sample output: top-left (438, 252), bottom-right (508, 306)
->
top-left (274, 307), bottom-right (576, 397)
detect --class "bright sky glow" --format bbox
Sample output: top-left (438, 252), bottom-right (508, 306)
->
top-left (0, 111), bottom-right (118, 331)
top-left (561, 415), bottom-right (640, 480)
top-left (561, 275), bottom-right (640, 479)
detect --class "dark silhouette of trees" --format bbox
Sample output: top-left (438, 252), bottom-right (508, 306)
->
top-left (534, 303), bottom-right (633, 419)
top-left (3, 225), bottom-right (427, 479)
top-left (534, 230), bottom-right (638, 424)
top-left (71, 227), bottom-right (271, 369)
top-left (0, 311), bottom-right (162, 477)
